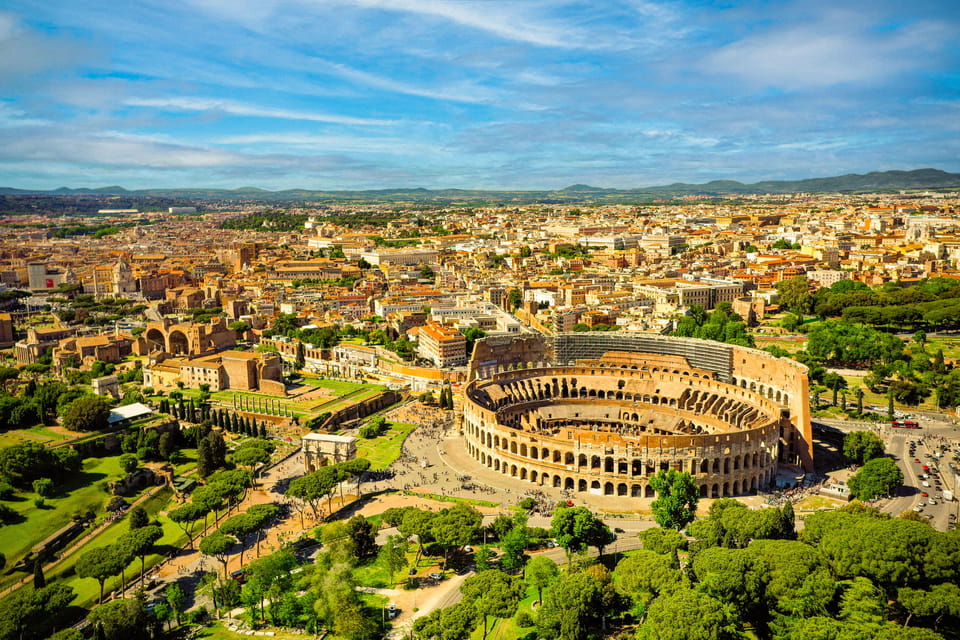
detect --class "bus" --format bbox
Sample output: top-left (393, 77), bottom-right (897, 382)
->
top-left (892, 420), bottom-right (920, 429)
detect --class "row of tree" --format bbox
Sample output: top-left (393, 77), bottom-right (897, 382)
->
top-left (285, 459), bottom-right (372, 522)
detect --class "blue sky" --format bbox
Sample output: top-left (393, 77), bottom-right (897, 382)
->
top-left (1, 0), bottom-right (958, 190)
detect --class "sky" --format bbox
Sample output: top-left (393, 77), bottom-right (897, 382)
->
top-left (1, 0), bottom-right (959, 191)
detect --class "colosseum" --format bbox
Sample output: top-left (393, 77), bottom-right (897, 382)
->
top-left (460, 333), bottom-right (812, 500)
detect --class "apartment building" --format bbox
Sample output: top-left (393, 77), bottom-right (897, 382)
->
top-left (417, 322), bottom-right (468, 368)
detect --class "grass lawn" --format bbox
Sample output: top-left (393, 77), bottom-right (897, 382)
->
top-left (173, 448), bottom-right (198, 475)
top-left (402, 491), bottom-right (500, 509)
top-left (302, 378), bottom-right (375, 395)
top-left (0, 454), bottom-right (124, 587)
top-left (752, 335), bottom-right (807, 353)
top-left (47, 486), bottom-right (186, 607)
top-left (0, 425), bottom-right (70, 448)
top-left (310, 387), bottom-right (387, 414)
top-left (794, 495), bottom-right (845, 511)
top-left (164, 381), bottom-right (388, 422)
top-left (923, 336), bottom-right (960, 360)
top-left (835, 374), bottom-right (937, 414)
top-left (353, 559), bottom-right (394, 589)
top-left (468, 584), bottom-right (539, 640)
top-left (356, 422), bottom-right (418, 470)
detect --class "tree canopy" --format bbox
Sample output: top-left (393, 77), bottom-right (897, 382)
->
top-left (550, 506), bottom-right (612, 562)
top-left (847, 457), bottom-right (904, 501)
top-left (843, 430), bottom-right (885, 464)
top-left (60, 395), bottom-right (112, 432)
top-left (649, 469), bottom-right (700, 530)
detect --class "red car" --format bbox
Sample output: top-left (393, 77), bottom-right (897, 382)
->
top-left (923, 465), bottom-right (930, 471)
top-left (915, 459), bottom-right (921, 463)
top-left (921, 492), bottom-right (929, 497)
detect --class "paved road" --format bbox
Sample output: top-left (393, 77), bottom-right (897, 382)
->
top-left (817, 417), bottom-right (959, 530)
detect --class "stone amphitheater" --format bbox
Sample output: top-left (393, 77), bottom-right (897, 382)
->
top-left (459, 333), bottom-right (812, 501)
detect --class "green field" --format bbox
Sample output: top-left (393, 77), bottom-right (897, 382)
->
top-left (401, 491), bottom-right (500, 509)
top-left (836, 374), bottom-right (941, 413)
top-left (174, 380), bottom-right (387, 421)
top-left (305, 378), bottom-right (373, 395)
top-left (752, 334), bottom-right (807, 353)
top-left (356, 422), bottom-right (418, 470)
top-left (173, 447), bottom-right (198, 475)
top-left (46, 486), bottom-right (187, 607)
top-left (468, 584), bottom-right (539, 640)
top-left (0, 454), bottom-right (124, 587)
top-left (0, 425), bottom-right (70, 449)
top-left (923, 335), bottom-right (960, 360)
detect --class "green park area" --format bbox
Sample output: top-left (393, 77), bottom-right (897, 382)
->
top-left (45, 486), bottom-right (187, 607)
top-left (922, 334), bottom-right (960, 360)
top-left (401, 491), bottom-right (500, 509)
top-left (0, 454), bottom-right (125, 587)
top-left (355, 421), bottom-right (418, 470)
top-left (828, 371), bottom-right (947, 414)
top-left (467, 584), bottom-right (539, 640)
top-left (0, 425), bottom-right (70, 449)
top-left (174, 378), bottom-right (387, 422)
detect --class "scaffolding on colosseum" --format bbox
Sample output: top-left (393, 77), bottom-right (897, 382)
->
top-left (551, 333), bottom-right (734, 384)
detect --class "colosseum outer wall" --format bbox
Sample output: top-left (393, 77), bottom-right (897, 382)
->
top-left (468, 333), bottom-right (813, 473)
top-left (730, 346), bottom-right (812, 470)
top-left (461, 364), bottom-right (785, 499)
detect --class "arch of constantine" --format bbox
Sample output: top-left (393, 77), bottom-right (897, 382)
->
top-left (460, 333), bottom-right (811, 501)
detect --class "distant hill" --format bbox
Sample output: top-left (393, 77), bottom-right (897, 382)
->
top-left (3, 168), bottom-right (959, 205)
top-left (639, 169), bottom-right (960, 196)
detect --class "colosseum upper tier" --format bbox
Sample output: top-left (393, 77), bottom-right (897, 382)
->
top-left (461, 333), bottom-right (811, 500)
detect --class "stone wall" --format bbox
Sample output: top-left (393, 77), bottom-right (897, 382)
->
top-left (313, 390), bottom-right (403, 431)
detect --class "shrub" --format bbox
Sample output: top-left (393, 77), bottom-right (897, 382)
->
top-left (0, 503), bottom-right (21, 523)
top-left (186, 607), bottom-right (209, 624)
top-left (515, 612), bottom-right (535, 628)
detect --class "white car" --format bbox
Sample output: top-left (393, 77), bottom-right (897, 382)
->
top-left (928, 500), bottom-right (937, 506)
top-left (922, 481), bottom-right (931, 487)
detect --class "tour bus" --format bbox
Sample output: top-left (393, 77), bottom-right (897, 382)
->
top-left (892, 419), bottom-right (921, 429)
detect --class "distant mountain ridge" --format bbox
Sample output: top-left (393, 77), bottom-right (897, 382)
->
top-left (2, 168), bottom-right (959, 203)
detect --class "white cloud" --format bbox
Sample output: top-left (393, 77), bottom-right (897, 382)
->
top-left (217, 132), bottom-right (445, 154)
top-left (186, 0), bottom-right (604, 49)
top-left (124, 96), bottom-right (398, 126)
top-left (0, 11), bottom-right (97, 81)
top-left (0, 102), bottom-right (51, 127)
top-left (0, 129), bottom-right (246, 168)
top-left (704, 18), bottom-right (955, 90)
top-left (343, 0), bottom-right (575, 48)
top-left (310, 58), bottom-right (498, 104)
